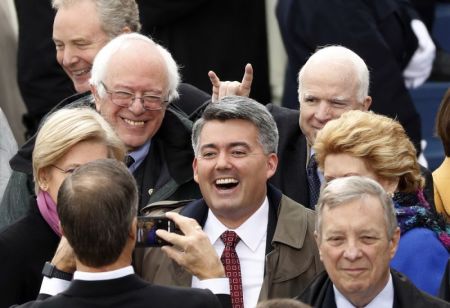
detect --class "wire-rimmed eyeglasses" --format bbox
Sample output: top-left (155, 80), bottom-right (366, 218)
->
top-left (101, 82), bottom-right (168, 111)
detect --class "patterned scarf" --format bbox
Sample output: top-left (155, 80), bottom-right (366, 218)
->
top-left (36, 191), bottom-right (62, 237)
top-left (393, 189), bottom-right (450, 251)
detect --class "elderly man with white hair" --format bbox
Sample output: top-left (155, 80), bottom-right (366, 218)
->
top-left (297, 176), bottom-right (449, 308)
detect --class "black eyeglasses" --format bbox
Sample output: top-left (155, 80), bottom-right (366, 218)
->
top-left (101, 82), bottom-right (168, 111)
top-left (50, 164), bottom-right (77, 174)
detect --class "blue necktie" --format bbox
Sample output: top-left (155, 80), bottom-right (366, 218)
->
top-left (307, 154), bottom-right (321, 209)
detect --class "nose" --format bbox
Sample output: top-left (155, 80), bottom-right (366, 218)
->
top-left (343, 241), bottom-right (362, 261)
top-left (215, 152), bottom-right (232, 170)
top-left (128, 97), bottom-right (146, 114)
top-left (61, 46), bottom-right (78, 67)
top-left (314, 101), bottom-right (332, 122)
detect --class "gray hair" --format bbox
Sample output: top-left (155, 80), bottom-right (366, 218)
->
top-left (298, 45), bottom-right (370, 104)
top-left (89, 32), bottom-right (180, 102)
top-left (316, 176), bottom-right (398, 239)
top-left (52, 0), bottom-right (141, 37)
top-left (192, 96), bottom-right (279, 156)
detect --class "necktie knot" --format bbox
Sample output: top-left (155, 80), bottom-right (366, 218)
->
top-left (220, 230), bottom-right (240, 248)
top-left (220, 230), bottom-right (244, 307)
top-left (125, 155), bottom-right (135, 168)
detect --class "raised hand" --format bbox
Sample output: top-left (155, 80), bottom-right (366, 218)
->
top-left (208, 63), bottom-right (253, 102)
top-left (156, 212), bottom-right (225, 280)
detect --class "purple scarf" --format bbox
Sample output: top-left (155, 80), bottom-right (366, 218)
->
top-left (37, 191), bottom-right (62, 237)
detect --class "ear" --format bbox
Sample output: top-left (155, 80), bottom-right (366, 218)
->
top-left (362, 96), bottom-right (372, 111)
top-left (91, 84), bottom-right (102, 112)
top-left (266, 153), bottom-right (278, 179)
top-left (37, 167), bottom-right (51, 191)
top-left (192, 157), bottom-right (199, 184)
top-left (129, 217), bottom-right (137, 242)
top-left (121, 26), bottom-right (131, 34)
top-left (378, 177), bottom-right (399, 196)
top-left (389, 227), bottom-right (401, 259)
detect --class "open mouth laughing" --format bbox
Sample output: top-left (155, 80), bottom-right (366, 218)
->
top-left (215, 177), bottom-right (239, 190)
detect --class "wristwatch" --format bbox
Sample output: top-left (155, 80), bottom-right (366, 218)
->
top-left (42, 262), bottom-right (73, 280)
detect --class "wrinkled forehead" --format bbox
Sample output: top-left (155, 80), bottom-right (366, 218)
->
top-left (302, 57), bottom-right (359, 86)
top-left (319, 196), bottom-right (387, 233)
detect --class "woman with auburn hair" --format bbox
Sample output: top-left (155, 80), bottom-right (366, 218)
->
top-left (313, 110), bottom-right (450, 296)
top-left (0, 107), bottom-right (125, 307)
top-left (433, 88), bottom-right (450, 220)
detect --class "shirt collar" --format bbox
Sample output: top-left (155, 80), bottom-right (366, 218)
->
top-left (128, 140), bottom-right (151, 173)
top-left (204, 196), bottom-right (269, 252)
top-left (334, 273), bottom-right (394, 308)
top-left (73, 265), bottom-right (134, 281)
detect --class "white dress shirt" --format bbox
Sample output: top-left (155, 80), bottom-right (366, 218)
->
top-left (193, 197), bottom-right (269, 308)
top-left (334, 273), bottom-right (394, 308)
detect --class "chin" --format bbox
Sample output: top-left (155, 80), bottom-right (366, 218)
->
top-left (74, 83), bottom-right (90, 94)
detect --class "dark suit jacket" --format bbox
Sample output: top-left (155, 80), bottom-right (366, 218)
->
top-left (276, 0), bottom-right (422, 153)
top-left (132, 106), bottom-right (201, 208)
top-left (297, 269), bottom-right (450, 308)
top-left (14, 274), bottom-right (231, 308)
top-left (0, 199), bottom-right (59, 307)
top-left (266, 104), bottom-right (310, 208)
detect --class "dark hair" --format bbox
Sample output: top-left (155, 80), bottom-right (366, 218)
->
top-left (57, 159), bottom-right (138, 267)
top-left (436, 88), bottom-right (450, 157)
top-left (192, 96), bottom-right (278, 156)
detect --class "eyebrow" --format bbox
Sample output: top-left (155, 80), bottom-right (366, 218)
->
top-left (199, 142), bottom-right (251, 151)
top-left (112, 84), bottom-right (164, 95)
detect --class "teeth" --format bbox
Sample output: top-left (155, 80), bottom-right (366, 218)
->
top-left (124, 118), bottom-right (145, 126)
top-left (73, 68), bottom-right (90, 76)
top-left (216, 178), bottom-right (238, 185)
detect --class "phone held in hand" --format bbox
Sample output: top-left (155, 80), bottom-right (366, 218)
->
top-left (136, 216), bottom-right (176, 247)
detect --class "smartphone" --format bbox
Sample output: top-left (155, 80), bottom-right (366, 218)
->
top-left (136, 216), bottom-right (176, 247)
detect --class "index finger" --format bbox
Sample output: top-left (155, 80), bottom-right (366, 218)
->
top-left (165, 212), bottom-right (199, 235)
top-left (208, 70), bottom-right (221, 88)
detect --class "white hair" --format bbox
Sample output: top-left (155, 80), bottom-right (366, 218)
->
top-left (89, 32), bottom-right (180, 102)
top-left (298, 45), bottom-right (370, 103)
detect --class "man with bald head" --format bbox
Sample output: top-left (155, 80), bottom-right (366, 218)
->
top-left (296, 46), bottom-right (371, 147)
top-left (294, 46), bottom-right (371, 208)
top-left (87, 32), bottom-right (201, 208)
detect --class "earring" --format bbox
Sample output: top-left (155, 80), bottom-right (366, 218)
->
top-left (40, 183), bottom-right (48, 191)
